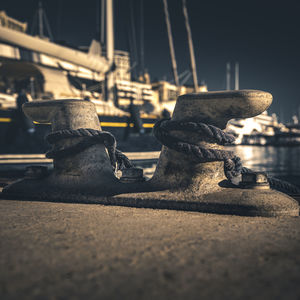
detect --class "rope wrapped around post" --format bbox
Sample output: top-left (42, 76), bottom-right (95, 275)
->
top-left (153, 118), bottom-right (300, 194)
top-left (46, 128), bottom-right (133, 171)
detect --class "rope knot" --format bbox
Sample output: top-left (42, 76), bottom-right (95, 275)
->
top-left (153, 118), bottom-right (300, 194)
top-left (46, 128), bottom-right (133, 171)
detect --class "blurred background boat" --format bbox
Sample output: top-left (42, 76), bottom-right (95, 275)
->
top-left (0, 1), bottom-right (210, 153)
top-left (0, 0), bottom-right (299, 152)
top-left (226, 110), bottom-right (300, 146)
top-left (0, 0), bottom-right (299, 190)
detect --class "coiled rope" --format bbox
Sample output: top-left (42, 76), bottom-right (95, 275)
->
top-left (45, 122), bottom-right (300, 195)
top-left (46, 128), bottom-right (133, 171)
top-left (153, 118), bottom-right (300, 194)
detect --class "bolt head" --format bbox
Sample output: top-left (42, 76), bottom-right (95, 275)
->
top-left (120, 167), bottom-right (145, 183)
top-left (25, 166), bottom-right (48, 179)
top-left (241, 172), bottom-right (270, 189)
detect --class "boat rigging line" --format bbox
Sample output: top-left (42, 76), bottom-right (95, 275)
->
top-left (129, 0), bottom-right (139, 79)
top-left (162, 0), bottom-right (179, 87)
top-left (140, 0), bottom-right (145, 74)
top-left (226, 62), bottom-right (231, 90)
top-left (182, 0), bottom-right (198, 92)
top-left (30, 1), bottom-right (53, 41)
top-left (105, 0), bottom-right (114, 101)
top-left (235, 62), bottom-right (239, 90)
top-left (101, 0), bottom-right (105, 46)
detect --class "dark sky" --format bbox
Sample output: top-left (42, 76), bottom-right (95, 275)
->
top-left (1, 0), bottom-right (300, 121)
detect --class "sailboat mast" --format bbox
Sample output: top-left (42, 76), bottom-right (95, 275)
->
top-left (162, 0), bottom-right (179, 87)
top-left (106, 0), bottom-right (114, 102)
top-left (38, 1), bottom-right (44, 38)
top-left (182, 0), bottom-right (198, 92)
top-left (226, 62), bottom-right (231, 90)
top-left (106, 0), bottom-right (114, 66)
top-left (235, 62), bottom-right (239, 90)
top-left (140, 0), bottom-right (145, 73)
top-left (101, 0), bottom-right (105, 45)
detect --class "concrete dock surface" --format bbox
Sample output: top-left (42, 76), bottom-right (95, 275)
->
top-left (1, 199), bottom-right (300, 300)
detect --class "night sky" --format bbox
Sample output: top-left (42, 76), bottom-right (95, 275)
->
top-left (1, 0), bottom-right (300, 122)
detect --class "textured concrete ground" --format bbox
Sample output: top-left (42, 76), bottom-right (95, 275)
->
top-left (1, 199), bottom-right (300, 300)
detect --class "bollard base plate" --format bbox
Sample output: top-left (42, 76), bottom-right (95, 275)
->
top-left (110, 189), bottom-right (299, 217)
top-left (1, 179), bottom-right (299, 217)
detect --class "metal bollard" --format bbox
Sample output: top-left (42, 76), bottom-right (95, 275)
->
top-left (117, 90), bottom-right (299, 217)
top-left (150, 90), bottom-right (272, 193)
top-left (3, 92), bottom-right (299, 216)
top-left (3, 99), bottom-right (123, 200)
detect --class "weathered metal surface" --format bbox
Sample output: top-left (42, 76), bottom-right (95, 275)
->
top-left (24, 100), bottom-right (121, 192)
top-left (150, 90), bottom-right (272, 194)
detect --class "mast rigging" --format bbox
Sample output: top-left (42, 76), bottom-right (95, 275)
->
top-left (182, 0), bottom-right (198, 92)
top-left (162, 0), bottom-right (179, 87)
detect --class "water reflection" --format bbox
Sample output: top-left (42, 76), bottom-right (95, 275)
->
top-left (226, 146), bottom-right (300, 186)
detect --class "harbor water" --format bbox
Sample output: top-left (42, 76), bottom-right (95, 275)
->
top-left (226, 145), bottom-right (300, 188)
top-left (0, 145), bottom-right (299, 190)
top-left (132, 145), bottom-right (300, 189)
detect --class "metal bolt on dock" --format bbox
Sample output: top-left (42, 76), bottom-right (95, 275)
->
top-left (241, 172), bottom-right (270, 190)
top-left (24, 166), bottom-right (48, 179)
top-left (120, 167), bottom-right (145, 183)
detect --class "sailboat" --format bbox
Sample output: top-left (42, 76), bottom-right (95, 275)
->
top-left (0, 2), bottom-right (159, 109)
top-left (0, 0), bottom-right (206, 153)
top-left (0, 1), bottom-right (164, 151)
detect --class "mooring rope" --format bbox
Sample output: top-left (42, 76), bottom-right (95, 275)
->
top-left (153, 118), bottom-right (300, 194)
top-left (46, 128), bottom-right (133, 171)
top-left (45, 122), bottom-right (300, 195)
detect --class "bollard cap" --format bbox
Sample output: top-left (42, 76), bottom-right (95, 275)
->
top-left (174, 90), bottom-right (272, 129)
